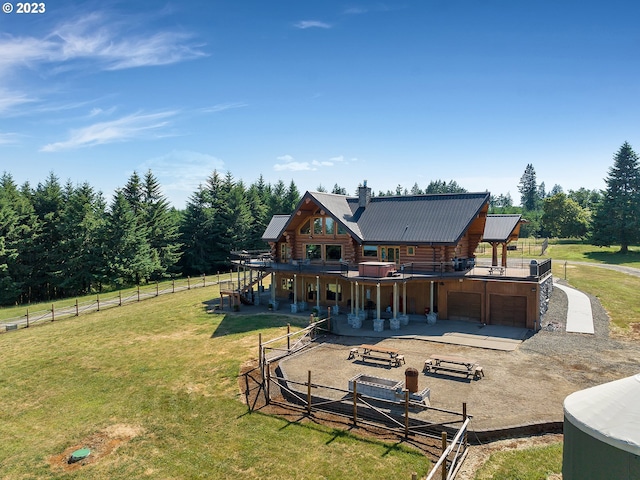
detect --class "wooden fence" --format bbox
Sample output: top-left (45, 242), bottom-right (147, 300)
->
top-left (255, 321), bottom-right (471, 480)
top-left (1, 272), bottom-right (237, 333)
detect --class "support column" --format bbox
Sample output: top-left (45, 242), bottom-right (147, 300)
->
top-left (350, 282), bottom-right (354, 315)
top-left (316, 276), bottom-right (320, 312)
top-left (355, 281), bottom-right (359, 316)
top-left (335, 279), bottom-right (339, 310)
top-left (430, 281), bottom-right (434, 313)
top-left (402, 281), bottom-right (407, 315)
top-left (376, 282), bottom-right (381, 320)
top-left (501, 242), bottom-right (508, 268)
top-left (393, 282), bottom-right (398, 320)
top-left (492, 242), bottom-right (498, 266)
top-left (293, 274), bottom-right (298, 305)
top-left (271, 272), bottom-right (275, 305)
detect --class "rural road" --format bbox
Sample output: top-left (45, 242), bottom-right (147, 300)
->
top-left (563, 261), bottom-right (640, 278)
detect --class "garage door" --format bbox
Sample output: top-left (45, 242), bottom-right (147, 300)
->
top-left (447, 292), bottom-right (481, 321)
top-left (490, 295), bottom-right (527, 327)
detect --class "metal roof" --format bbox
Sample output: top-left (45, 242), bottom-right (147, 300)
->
top-left (482, 214), bottom-right (522, 242)
top-left (263, 191), bottom-right (490, 245)
top-left (262, 214), bottom-right (290, 241)
top-left (356, 193), bottom-right (489, 244)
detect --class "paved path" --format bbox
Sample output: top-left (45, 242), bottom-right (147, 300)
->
top-left (565, 261), bottom-right (640, 278)
top-left (554, 281), bottom-right (594, 334)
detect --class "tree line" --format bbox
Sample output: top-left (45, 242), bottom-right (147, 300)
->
top-left (0, 170), bottom-right (300, 305)
top-left (513, 142), bottom-right (640, 252)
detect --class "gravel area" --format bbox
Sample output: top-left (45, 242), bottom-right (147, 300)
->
top-left (277, 282), bottom-right (640, 433)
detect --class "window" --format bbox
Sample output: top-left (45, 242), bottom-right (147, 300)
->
top-left (313, 218), bottom-right (323, 235)
top-left (407, 246), bottom-right (416, 256)
top-left (363, 245), bottom-right (378, 257)
top-left (326, 283), bottom-right (342, 301)
top-left (281, 278), bottom-right (293, 290)
top-left (305, 244), bottom-right (321, 260)
top-left (338, 223), bottom-right (347, 235)
top-left (325, 245), bottom-right (342, 261)
top-left (300, 219), bottom-right (311, 235)
top-left (281, 243), bottom-right (290, 262)
top-left (325, 217), bottom-right (335, 234)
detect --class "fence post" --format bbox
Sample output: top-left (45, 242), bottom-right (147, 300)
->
top-left (287, 324), bottom-right (291, 352)
top-left (97, 294), bottom-right (100, 311)
top-left (411, 473), bottom-right (417, 480)
top-left (137, 285), bottom-right (140, 302)
top-left (156, 282), bottom-right (159, 297)
top-left (75, 299), bottom-right (79, 316)
top-left (353, 380), bottom-right (358, 425)
top-left (203, 274), bottom-right (206, 287)
top-left (187, 276), bottom-right (191, 290)
top-left (307, 370), bottom-right (312, 415)
top-left (119, 291), bottom-right (122, 306)
top-left (258, 333), bottom-right (262, 369)
top-left (51, 304), bottom-right (55, 322)
top-left (441, 432), bottom-right (448, 480)
top-left (405, 389), bottom-right (410, 438)
top-left (463, 402), bottom-right (468, 449)
top-left (172, 280), bottom-right (175, 293)
top-left (26, 308), bottom-right (29, 328)
top-left (218, 271), bottom-right (220, 284)
top-left (265, 363), bottom-right (271, 405)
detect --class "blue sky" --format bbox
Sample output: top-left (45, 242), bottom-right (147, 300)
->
top-left (2, 1), bottom-right (639, 208)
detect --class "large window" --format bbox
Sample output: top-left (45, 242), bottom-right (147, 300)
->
top-left (280, 243), bottom-right (290, 262)
top-left (305, 244), bottom-right (322, 260)
top-left (363, 245), bottom-right (378, 257)
top-left (325, 245), bottom-right (342, 261)
top-left (313, 218), bottom-right (323, 235)
top-left (299, 216), bottom-right (347, 236)
top-left (326, 283), bottom-right (342, 301)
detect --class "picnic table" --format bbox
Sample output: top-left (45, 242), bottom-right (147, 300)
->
top-left (348, 344), bottom-right (405, 367)
top-left (423, 354), bottom-right (484, 380)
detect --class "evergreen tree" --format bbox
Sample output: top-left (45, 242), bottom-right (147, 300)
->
top-left (246, 183), bottom-right (269, 250)
top-left (284, 180), bottom-right (300, 212)
top-left (141, 170), bottom-right (182, 279)
top-left (57, 183), bottom-right (107, 295)
top-left (331, 184), bottom-right (347, 195)
top-left (518, 164), bottom-right (538, 211)
top-left (592, 142), bottom-right (640, 253)
top-left (180, 186), bottom-right (216, 275)
top-left (31, 173), bottom-right (64, 300)
top-left (105, 191), bottom-right (159, 286)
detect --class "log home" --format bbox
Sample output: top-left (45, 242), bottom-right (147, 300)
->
top-left (254, 184), bottom-right (552, 330)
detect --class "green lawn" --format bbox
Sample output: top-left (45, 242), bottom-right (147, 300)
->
top-left (0, 288), bottom-right (428, 479)
top-left (474, 443), bottom-right (563, 480)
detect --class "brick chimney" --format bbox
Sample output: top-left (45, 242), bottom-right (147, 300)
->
top-left (358, 180), bottom-right (371, 208)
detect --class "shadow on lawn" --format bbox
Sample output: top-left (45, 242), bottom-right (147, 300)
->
top-left (583, 249), bottom-right (640, 264)
top-left (210, 311), bottom-right (308, 338)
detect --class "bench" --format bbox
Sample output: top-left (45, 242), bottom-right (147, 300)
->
top-left (424, 356), bottom-right (484, 380)
top-left (488, 266), bottom-right (504, 275)
top-left (350, 344), bottom-right (404, 367)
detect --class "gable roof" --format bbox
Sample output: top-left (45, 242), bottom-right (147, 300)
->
top-left (482, 214), bottom-right (522, 242)
top-left (263, 191), bottom-right (490, 245)
top-left (353, 193), bottom-right (489, 244)
top-left (262, 215), bottom-right (290, 242)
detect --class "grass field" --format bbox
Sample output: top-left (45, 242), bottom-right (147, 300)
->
top-left (474, 443), bottom-right (563, 480)
top-left (0, 287), bottom-right (429, 479)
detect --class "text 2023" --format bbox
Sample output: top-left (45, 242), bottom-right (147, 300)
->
top-left (16, 2), bottom-right (45, 13)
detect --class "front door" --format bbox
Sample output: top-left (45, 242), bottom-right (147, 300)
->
top-left (382, 246), bottom-right (400, 264)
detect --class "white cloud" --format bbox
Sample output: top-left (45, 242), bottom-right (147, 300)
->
top-left (294, 20), bottom-right (332, 29)
top-left (0, 89), bottom-right (36, 113)
top-left (200, 102), bottom-right (248, 114)
top-left (0, 132), bottom-right (20, 145)
top-left (88, 106), bottom-right (117, 117)
top-left (0, 11), bottom-right (206, 78)
top-left (140, 150), bottom-right (226, 208)
top-left (273, 154), bottom-right (351, 172)
top-left (40, 110), bottom-right (177, 152)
